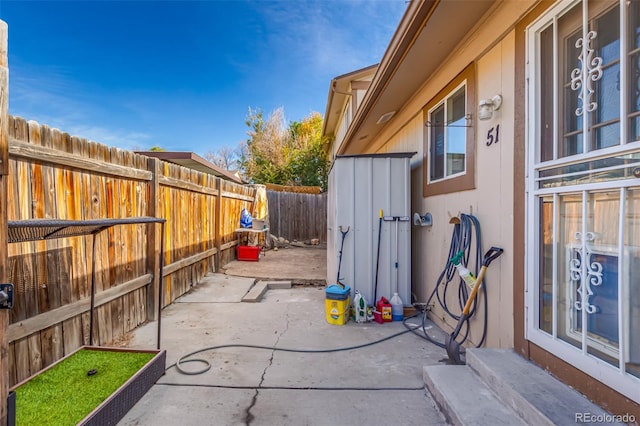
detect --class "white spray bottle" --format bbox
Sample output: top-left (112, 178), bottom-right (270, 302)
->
top-left (451, 250), bottom-right (476, 288)
top-left (353, 290), bottom-right (368, 323)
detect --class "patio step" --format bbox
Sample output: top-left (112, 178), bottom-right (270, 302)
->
top-left (241, 280), bottom-right (292, 302)
top-left (424, 348), bottom-right (623, 426)
top-left (466, 348), bottom-right (621, 425)
top-left (262, 280), bottom-right (292, 289)
top-left (423, 364), bottom-right (525, 425)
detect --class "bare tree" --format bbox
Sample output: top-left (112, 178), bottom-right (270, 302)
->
top-left (204, 145), bottom-right (239, 170)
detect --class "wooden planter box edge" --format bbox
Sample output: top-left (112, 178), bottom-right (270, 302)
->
top-left (8, 346), bottom-right (166, 426)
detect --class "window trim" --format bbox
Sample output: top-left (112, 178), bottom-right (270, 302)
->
top-left (526, 0), bottom-right (640, 404)
top-left (423, 63), bottom-right (476, 197)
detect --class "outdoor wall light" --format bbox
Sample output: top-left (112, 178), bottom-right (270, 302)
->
top-left (477, 95), bottom-right (502, 121)
top-left (377, 110), bottom-right (396, 124)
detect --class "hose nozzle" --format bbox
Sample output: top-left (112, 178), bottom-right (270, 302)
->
top-left (450, 250), bottom-right (464, 266)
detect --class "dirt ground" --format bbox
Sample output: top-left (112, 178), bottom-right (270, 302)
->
top-left (221, 246), bottom-right (326, 284)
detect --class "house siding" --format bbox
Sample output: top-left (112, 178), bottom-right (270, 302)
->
top-left (370, 32), bottom-right (517, 349)
top-left (324, 0), bottom-right (640, 415)
top-left (334, 100), bottom-right (350, 159)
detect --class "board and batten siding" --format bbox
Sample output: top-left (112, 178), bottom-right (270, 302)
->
top-left (368, 34), bottom-right (517, 349)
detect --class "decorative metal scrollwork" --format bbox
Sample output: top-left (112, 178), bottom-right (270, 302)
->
top-left (570, 31), bottom-right (603, 116)
top-left (571, 231), bottom-right (603, 314)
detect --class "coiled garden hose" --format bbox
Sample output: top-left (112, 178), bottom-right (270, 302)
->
top-left (406, 213), bottom-right (488, 350)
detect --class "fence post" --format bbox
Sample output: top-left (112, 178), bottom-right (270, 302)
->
top-left (215, 177), bottom-right (222, 272)
top-left (0, 19), bottom-right (9, 426)
top-left (146, 157), bottom-right (161, 321)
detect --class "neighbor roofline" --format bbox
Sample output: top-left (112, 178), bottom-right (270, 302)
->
top-left (137, 151), bottom-right (243, 184)
top-left (321, 63), bottom-right (379, 137)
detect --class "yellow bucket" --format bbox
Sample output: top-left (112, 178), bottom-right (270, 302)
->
top-left (325, 284), bottom-right (350, 325)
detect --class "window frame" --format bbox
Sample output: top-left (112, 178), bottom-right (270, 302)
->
top-left (526, 0), bottom-right (640, 404)
top-left (423, 63), bottom-right (476, 197)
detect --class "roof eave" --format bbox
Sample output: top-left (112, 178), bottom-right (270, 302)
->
top-left (339, 0), bottom-right (498, 155)
top-left (321, 64), bottom-right (379, 139)
top-left (136, 151), bottom-right (244, 184)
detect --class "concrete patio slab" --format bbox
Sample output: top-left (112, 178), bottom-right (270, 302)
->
top-left (119, 274), bottom-right (449, 426)
top-left (176, 274), bottom-right (256, 303)
top-left (249, 389), bottom-right (447, 426)
top-left (119, 250), bottom-right (624, 425)
top-left (119, 385), bottom-right (255, 426)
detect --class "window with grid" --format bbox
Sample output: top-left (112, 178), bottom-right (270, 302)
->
top-left (423, 63), bottom-right (476, 196)
top-left (527, 0), bottom-right (640, 404)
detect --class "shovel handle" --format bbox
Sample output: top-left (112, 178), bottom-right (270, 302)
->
top-left (482, 247), bottom-right (504, 267)
top-left (461, 265), bottom-right (487, 315)
top-left (461, 247), bottom-right (503, 315)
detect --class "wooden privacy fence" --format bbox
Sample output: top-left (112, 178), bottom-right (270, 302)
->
top-left (5, 116), bottom-right (256, 387)
top-left (267, 190), bottom-right (327, 242)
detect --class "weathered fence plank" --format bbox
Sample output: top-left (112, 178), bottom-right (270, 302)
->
top-left (40, 123), bottom-right (65, 363)
top-left (9, 139), bottom-right (152, 181)
top-left (7, 274), bottom-right (152, 342)
top-left (267, 190), bottom-right (327, 243)
top-left (4, 115), bottom-right (258, 387)
top-left (0, 20), bottom-right (8, 424)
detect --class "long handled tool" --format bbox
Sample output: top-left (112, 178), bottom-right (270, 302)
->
top-left (394, 217), bottom-right (400, 295)
top-left (446, 246), bottom-right (503, 365)
top-left (373, 210), bottom-right (383, 304)
top-left (382, 215), bottom-right (410, 296)
top-left (336, 226), bottom-right (350, 289)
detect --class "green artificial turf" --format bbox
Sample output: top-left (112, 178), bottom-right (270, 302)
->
top-left (15, 348), bottom-right (155, 426)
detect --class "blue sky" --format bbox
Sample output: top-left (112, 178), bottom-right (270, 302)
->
top-left (0, 0), bottom-right (406, 157)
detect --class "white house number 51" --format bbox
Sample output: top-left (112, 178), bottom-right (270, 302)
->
top-left (486, 124), bottom-right (500, 146)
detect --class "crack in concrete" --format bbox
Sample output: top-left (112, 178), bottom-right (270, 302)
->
top-left (244, 305), bottom-right (290, 425)
top-left (244, 391), bottom-right (257, 425)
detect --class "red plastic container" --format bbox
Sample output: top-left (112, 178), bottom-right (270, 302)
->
top-left (376, 297), bottom-right (393, 322)
top-left (236, 245), bottom-right (261, 261)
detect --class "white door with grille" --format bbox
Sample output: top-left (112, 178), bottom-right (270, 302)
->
top-left (526, 0), bottom-right (640, 403)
